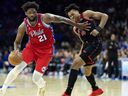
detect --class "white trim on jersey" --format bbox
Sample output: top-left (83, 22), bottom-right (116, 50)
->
top-left (41, 20), bottom-right (51, 28)
top-left (27, 18), bottom-right (39, 27)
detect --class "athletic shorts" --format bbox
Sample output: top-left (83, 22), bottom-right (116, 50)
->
top-left (22, 44), bottom-right (53, 73)
top-left (80, 42), bottom-right (102, 66)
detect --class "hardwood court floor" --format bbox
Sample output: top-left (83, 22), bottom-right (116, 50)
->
top-left (0, 74), bottom-right (127, 96)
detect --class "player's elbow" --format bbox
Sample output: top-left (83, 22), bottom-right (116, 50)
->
top-left (103, 13), bottom-right (109, 20)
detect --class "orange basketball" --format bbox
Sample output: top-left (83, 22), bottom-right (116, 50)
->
top-left (8, 51), bottom-right (22, 66)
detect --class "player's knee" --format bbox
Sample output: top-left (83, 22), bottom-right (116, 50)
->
top-left (84, 67), bottom-right (92, 76)
top-left (32, 71), bottom-right (41, 83)
top-left (71, 60), bottom-right (80, 70)
top-left (71, 58), bottom-right (84, 70)
top-left (32, 71), bottom-right (46, 88)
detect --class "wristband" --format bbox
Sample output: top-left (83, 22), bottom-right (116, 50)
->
top-left (95, 26), bottom-right (103, 32)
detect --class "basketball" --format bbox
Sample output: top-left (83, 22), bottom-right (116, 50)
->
top-left (8, 51), bottom-right (22, 66)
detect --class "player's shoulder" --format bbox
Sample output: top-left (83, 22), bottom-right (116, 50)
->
top-left (39, 13), bottom-right (47, 20)
top-left (39, 13), bottom-right (51, 17)
top-left (38, 13), bottom-right (44, 16)
top-left (18, 22), bottom-right (26, 30)
top-left (82, 10), bottom-right (97, 19)
top-left (82, 10), bottom-right (95, 15)
top-left (41, 13), bottom-right (53, 24)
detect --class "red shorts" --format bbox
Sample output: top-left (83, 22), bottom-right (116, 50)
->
top-left (22, 44), bottom-right (53, 73)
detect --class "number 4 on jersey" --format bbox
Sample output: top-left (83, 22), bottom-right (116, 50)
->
top-left (38, 34), bottom-right (47, 42)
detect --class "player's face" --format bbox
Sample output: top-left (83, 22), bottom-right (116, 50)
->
top-left (25, 8), bottom-right (37, 22)
top-left (68, 9), bottom-right (80, 22)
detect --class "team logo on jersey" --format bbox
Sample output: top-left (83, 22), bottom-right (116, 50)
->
top-left (42, 67), bottom-right (47, 72)
top-left (30, 28), bottom-right (44, 37)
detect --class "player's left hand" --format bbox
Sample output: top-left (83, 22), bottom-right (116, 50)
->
top-left (77, 22), bottom-right (91, 31)
top-left (13, 50), bottom-right (20, 55)
top-left (90, 29), bottom-right (99, 36)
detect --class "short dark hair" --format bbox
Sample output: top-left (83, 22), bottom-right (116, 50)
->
top-left (21, 1), bottom-right (39, 12)
top-left (65, 3), bottom-right (80, 15)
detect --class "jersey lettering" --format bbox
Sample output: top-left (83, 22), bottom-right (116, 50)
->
top-left (31, 28), bottom-right (44, 37)
top-left (38, 34), bottom-right (47, 42)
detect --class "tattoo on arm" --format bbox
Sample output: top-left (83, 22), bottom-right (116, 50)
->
top-left (53, 15), bottom-right (72, 23)
top-left (14, 42), bottom-right (21, 50)
top-left (45, 13), bottom-right (78, 27)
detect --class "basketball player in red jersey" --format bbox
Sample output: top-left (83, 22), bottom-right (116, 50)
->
top-left (0, 2), bottom-right (89, 96)
top-left (62, 4), bottom-right (108, 96)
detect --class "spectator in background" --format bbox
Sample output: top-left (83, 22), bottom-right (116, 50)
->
top-left (107, 34), bottom-right (119, 79)
top-left (0, 56), bottom-right (3, 73)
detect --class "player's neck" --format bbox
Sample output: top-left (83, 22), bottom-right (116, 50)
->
top-left (28, 17), bottom-right (38, 27)
top-left (29, 20), bottom-right (37, 26)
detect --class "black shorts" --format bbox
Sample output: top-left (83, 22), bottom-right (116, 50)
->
top-left (80, 42), bottom-right (102, 66)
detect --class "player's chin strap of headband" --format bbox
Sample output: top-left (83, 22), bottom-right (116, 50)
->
top-left (95, 26), bottom-right (103, 32)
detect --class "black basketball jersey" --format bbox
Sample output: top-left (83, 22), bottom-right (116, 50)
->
top-left (74, 13), bottom-right (101, 44)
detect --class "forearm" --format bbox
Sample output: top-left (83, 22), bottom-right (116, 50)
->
top-left (53, 15), bottom-right (79, 27)
top-left (44, 13), bottom-right (88, 30)
top-left (79, 42), bottom-right (84, 55)
top-left (14, 41), bottom-right (21, 51)
top-left (80, 44), bottom-right (83, 53)
top-left (99, 14), bottom-right (108, 29)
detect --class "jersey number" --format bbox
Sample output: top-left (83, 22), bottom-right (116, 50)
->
top-left (38, 34), bottom-right (47, 42)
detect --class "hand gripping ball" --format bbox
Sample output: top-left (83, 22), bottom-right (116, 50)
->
top-left (8, 51), bottom-right (22, 66)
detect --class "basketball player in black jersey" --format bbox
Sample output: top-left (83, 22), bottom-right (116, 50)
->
top-left (62, 4), bottom-right (108, 96)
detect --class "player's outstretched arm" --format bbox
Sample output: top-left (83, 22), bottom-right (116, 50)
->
top-left (83, 10), bottom-right (109, 29)
top-left (42, 13), bottom-right (89, 30)
top-left (82, 10), bottom-right (108, 36)
top-left (14, 22), bottom-right (26, 51)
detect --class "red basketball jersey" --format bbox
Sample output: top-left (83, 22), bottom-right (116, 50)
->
top-left (24, 13), bottom-right (55, 49)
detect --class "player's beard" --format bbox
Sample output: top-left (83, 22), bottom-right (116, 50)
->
top-left (28, 16), bottom-right (37, 22)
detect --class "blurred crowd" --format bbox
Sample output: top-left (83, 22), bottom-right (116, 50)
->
top-left (0, 0), bottom-right (128, 79)
top-left (0, 44), bottom-right (128, 80)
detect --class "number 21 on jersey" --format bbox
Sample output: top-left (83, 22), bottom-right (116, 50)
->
top-left (38, 34), bottom-right (47, 42)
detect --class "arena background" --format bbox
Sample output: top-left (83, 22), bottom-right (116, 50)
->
top-left (0, 0), bottom-right (128, 96)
